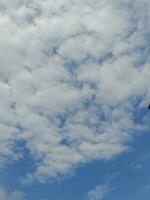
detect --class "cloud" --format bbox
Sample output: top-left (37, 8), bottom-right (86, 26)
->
top-left (0, 0), bottom-right (150, 183)
top-left (87, 184), bottom-right (110, 200)
top-left (0, 186), bottom-right (25, 200)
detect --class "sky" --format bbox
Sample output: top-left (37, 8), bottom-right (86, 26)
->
top-left (0, 0), bottom-right (150, 199)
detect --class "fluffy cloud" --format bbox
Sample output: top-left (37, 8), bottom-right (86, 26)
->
top-left (0, 186), bottom-right (25, 200)
top-left (0, 0), bottom-right (149, 182)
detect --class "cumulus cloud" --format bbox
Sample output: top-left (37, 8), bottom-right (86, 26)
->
top-left (0, 0), bottom-right (150, 182)
top-left (0, 186), bottom-right (25, 200)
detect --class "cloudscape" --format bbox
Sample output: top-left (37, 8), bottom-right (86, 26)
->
top-left (0, 0), bottom-right (150, 199)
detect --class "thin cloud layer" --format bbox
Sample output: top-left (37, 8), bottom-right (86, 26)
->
top-left (0, 0), bottom-right (150, 182)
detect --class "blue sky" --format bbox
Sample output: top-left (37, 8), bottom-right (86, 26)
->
top-left (0, 0), bottom-right (150, 200)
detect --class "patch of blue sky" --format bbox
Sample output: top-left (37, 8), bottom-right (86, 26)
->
top-left (63, 50), bottom-right (113, 73)
top-left (128, 95), bottom-right (150, 127)
top-left (0, 141), bottom-right (34, 192)
top-left (64, 60), bottom-right (79, 74)
top-left (133, 40), bottom-right (150, 68)
top-left (42, 46), bottom-right (59, 57)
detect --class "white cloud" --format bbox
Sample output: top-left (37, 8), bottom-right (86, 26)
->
top-left (0, 186), bottom-right (25, 200)
top-left (87, 184), bottom-right (110, 200)
top-left (0, 0), bottom-right (149, 183)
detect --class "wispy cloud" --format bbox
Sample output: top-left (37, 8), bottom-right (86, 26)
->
top-left (87, 184), bottom-right (110, 200)
top-left (0, 186), bottom-right (25, 200)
